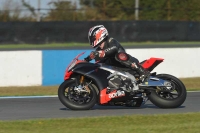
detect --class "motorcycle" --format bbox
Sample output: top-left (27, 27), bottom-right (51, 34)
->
top-left (58, 52), bottom-right (187, 110)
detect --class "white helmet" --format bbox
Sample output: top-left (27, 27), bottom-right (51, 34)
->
top-left (88, 25), bottom-right (108, 48)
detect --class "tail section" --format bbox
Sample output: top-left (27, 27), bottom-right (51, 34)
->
top-left (141, 58), bottom-right (164, 72)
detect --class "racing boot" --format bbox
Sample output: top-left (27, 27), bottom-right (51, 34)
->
top-left (131, 62), bottom-right (150, 83)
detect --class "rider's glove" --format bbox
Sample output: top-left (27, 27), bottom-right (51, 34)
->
top-left (98, 50), bottom-right (105, 58)
top-left (84, 56), bottom-right (91, 62)
top-left (84, 51), bottom-right (98, 62)
top-left (91, 50), bottom-right (105, 58)
top-left (84, 50), bottom-right (105, 62)
top-left (89, 51), bottom-right (99, 59)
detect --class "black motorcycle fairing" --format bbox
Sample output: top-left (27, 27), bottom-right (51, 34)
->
top-left (72, 62), bottom-right (110, 90)
top-left (98, 58), bottom-right (140, 78)
top-left (86, 69), bottom-right (110, 90)
top-left (97, 57), bottom-right (126, 68)
top-left (108, 92), bottom-right (144, 107)
top-left (72, 62), bottom-right (100, 71)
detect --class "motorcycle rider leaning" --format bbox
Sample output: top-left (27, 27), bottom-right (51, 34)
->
top-left (84, 25), bottom-right (149, 83)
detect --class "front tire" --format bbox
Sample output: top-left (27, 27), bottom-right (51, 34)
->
top-left (148, 74), bottom-right (187, 108)
top-left (58, 79), bottom-right (97, 110)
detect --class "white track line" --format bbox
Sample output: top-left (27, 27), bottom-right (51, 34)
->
top-left (187, 91), bottom-right (200, 92)
top-left (0, 95), bottom-right (58, 99)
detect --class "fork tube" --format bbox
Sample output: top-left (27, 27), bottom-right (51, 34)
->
top-left (80, 76), bottom-right (84, 84)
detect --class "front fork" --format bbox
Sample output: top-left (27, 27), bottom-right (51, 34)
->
top-left (76, 75), bottom-right (92, 93)
top-left (80, 75), bottom-right (84, 84)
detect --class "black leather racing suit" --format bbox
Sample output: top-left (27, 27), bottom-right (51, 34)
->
top-left (93, 37), bottom-right (139, 68)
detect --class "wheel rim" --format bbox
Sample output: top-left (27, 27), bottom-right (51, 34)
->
top-left (156, 78), bottom-right (182, 100)
top-left (64, 83), bottom-right (94, 105)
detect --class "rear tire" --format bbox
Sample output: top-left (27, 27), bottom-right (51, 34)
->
top-left (58, 79), bottom-right (97, 110)
top-left (148, 74), bottom-right (187, 108)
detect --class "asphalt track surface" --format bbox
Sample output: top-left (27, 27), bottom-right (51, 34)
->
top-left (0, 91), bottom-right (199, 121)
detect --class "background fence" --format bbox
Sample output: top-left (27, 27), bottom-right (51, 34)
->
top-left (0, 20), bottom-right (200, 44)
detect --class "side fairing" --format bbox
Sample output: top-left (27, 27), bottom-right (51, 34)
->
top-left (72, 62), bottom-right (110, 90)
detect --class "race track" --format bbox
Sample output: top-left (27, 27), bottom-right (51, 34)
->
top-left (0, 92), bottom-right (199, 121)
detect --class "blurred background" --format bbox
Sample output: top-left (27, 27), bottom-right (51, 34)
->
top-left (0, 0), bottom-right (200, 44)
top-left (0, 0), bottom-right (200, 87)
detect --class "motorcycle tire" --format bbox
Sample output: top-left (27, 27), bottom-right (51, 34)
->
top-left (148, 74), bottom-right (187, 108)
top-left (58, 79), bottom-right (97, 110)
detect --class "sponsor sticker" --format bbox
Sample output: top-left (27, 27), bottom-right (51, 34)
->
top-left (108, 90), bottom-right (125, 98)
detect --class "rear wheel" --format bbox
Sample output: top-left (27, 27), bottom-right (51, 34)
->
top-left (58, 79), bottom-right (97, 110)
top-left (148, 74), bottom-right (187, 108)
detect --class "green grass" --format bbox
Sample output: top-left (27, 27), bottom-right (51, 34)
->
top-left (0, 112), bottom-right (200, 133)
top-left (180, 77), bottom-right (200, 91)
top-left (0, 41), bottom-right (200, 49)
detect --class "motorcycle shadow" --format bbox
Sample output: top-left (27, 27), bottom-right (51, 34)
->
top-left (60, 104), bottom-right (185, 111)
top-left (92, 104), bottom-right (185, 110)
top-left (92, 104), bottom-right (156, 110)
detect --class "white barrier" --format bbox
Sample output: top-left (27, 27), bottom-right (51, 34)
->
top-left (0, 51), bottom-right (42, 87)
top-left (126, 47), bottom-right (200, 78)
top-left (0, 47), bottom-right (199, 87)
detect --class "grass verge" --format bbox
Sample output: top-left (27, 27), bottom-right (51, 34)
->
top-left (0, 41), bottom-right (200, 49)
top-left (0, 112), bottom-right (200, 133)
top-left (0, 77), bottom-right (199, 96)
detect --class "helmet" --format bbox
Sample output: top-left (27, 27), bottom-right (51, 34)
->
top-left (88, 25), bottom-right (108, 48)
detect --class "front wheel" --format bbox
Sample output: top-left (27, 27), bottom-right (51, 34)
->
top-left (148, 74), bottom-right (187, 108)
top-left (58, 79), bottom-right (97, 110)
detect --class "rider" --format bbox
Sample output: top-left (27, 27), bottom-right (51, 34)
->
top-left (84, 25), bottom-right (149, 83)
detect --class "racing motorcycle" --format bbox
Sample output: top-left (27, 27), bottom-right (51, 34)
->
top-left (58, 52), bottom-right (187, 110)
